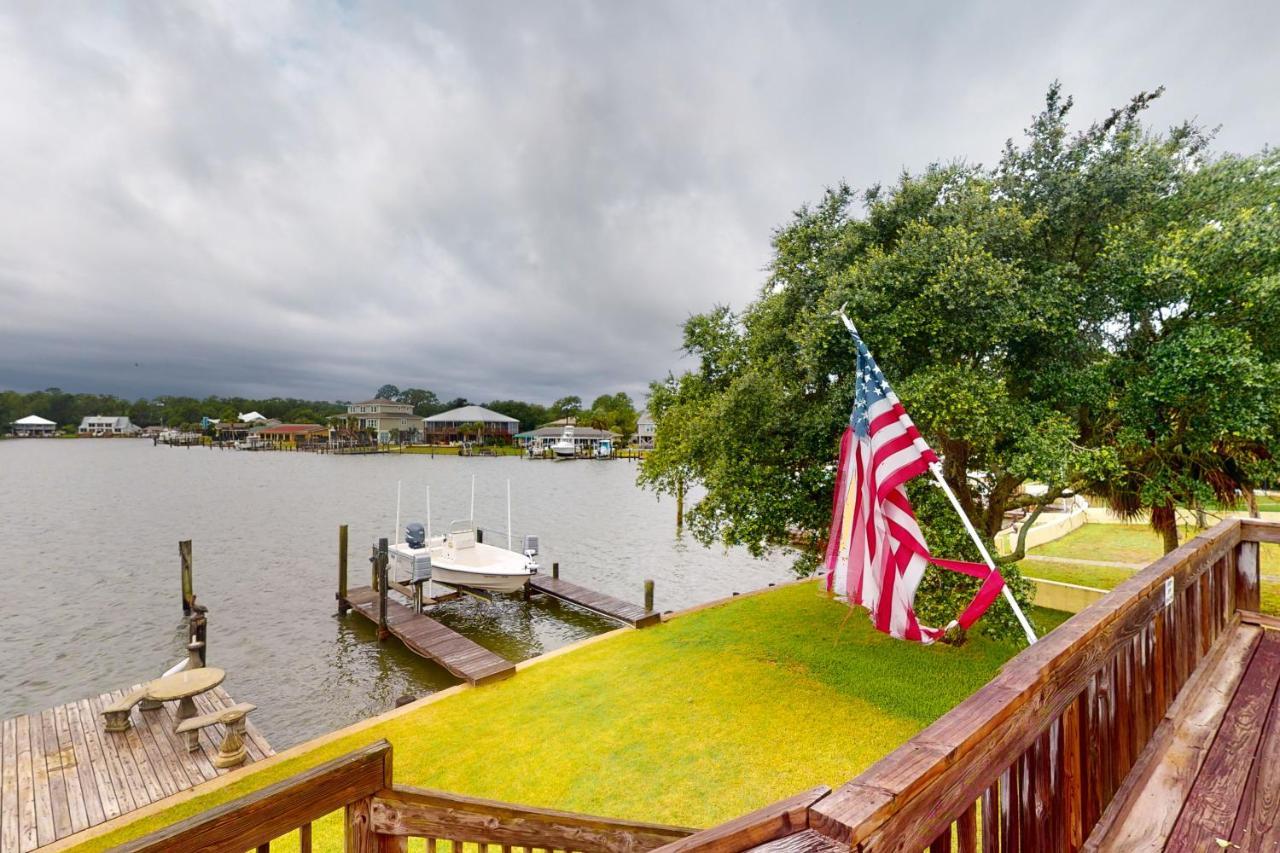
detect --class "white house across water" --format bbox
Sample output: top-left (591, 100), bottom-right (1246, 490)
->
top-left (9, 414), bottom-right (57, 437)
top-left (78, 415), bottom-right (141, 436)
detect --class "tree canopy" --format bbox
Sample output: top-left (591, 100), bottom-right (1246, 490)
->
top-left (640, 84), bottom-right (1280, 639)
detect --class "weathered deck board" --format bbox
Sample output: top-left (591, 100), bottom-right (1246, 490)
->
top-left (0, 686), bottom-right (272, 852)
top-left (343, 586), bottom-right (516, 685)
top-left (529, 576), bottom-right (660, 628)
top-left (1166, 631), bottom-right (1280, 848)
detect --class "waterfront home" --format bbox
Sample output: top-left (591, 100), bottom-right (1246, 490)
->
top-left (254, 423), bottom-right (329, 448)
top-left (9, 414), bottom-right (57, 436)
top-left (516, 423), bottom-right (621, 454)
top-left (347, 398), bottom-right (420, 443)
top-left (634, 410), bottom-right (656, 449)
top-left (423, 404), bottom-right (519, 443)
top-left (77, 415), bottom-right (141, 436)
top-left (238, 410), bottom-right (268, 422)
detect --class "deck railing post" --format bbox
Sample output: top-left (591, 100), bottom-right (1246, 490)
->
top-left (337, 524), bottom-right (350, 615)
top-left (179, 539), bottom-right (193, 615)
top-left (1235, 538), bottom-right (1261, 612)
top-left (377, 538), bottom-right (389, 641)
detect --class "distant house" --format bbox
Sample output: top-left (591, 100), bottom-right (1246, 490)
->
top-left (633, 411), bottom-right (656, 449)
top-left (216, 418), bottom-right (280, 441)
top-left (516, 424), bottom-right (621, 453)
top-left (254, 423), bottom-right (329, 447)
top-left (238, 411), bottom-right (268, 423)
top-left (423, 405), bottom-right (520, 444)
top-left (10, 415), bottom-right (57, 437)
top-left (78, 415), bottom-right (141, 436)
top-left (345, 399), bottom-right (420, 444)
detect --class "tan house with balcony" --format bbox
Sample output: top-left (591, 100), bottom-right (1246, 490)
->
top-left (346, 399), bottom-right (420, 444)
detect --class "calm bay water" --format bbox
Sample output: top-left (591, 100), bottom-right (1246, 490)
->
top-left (0, 440), bottom-right (788, 747)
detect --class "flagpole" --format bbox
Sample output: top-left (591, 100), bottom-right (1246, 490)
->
top-left (928, 462), bottom-right (1038, 645)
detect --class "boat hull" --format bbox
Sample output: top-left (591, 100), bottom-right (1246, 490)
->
top-left (428, 564), bottom-right (531, 594)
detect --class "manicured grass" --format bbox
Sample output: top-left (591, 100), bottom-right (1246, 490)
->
top-left (1025, 525), bottom-right (1280, 615)
top-left (72, 583), bottom-right (1065, 851)
top-left (1020, 559), bottom-right (1136, 591)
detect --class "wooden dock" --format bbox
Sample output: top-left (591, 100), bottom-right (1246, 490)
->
top-left (0, 685), bottom-right (272, 852)
top-left (342, 586), bottom-right (515, 685)
top-left (529, 576), bottom-right (661, 628)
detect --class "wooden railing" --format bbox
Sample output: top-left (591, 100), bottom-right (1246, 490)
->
top-left (791, 517), bottom-right (1270, 852)
top-left (120, 740), bottom-right (694, 853)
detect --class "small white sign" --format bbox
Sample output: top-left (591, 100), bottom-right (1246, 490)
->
top-left (1164, 577), bottom-right (1175, 607)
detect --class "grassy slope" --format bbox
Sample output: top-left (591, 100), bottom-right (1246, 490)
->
top-left (74, 583), bottom-right (1066, 851)
top-left (1022, 524), bottom-right (1279, 614)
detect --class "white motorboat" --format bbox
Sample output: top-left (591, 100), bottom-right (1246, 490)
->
top-left (387, 480), bottom-right (539, 595)
top-left (550, 425), bottom-right (577, 458)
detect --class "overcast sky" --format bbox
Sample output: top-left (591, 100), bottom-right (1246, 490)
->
top-left (0, 2), bottom-right (1275, 404)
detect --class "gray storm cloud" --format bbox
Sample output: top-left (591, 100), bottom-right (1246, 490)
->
top-left (0, 1), bottom-right (1276, 402)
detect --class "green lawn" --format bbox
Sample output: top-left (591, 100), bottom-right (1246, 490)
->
top-left (1023, 525), bottom-right (1280, 615)
top-left (74, 583), bottom-right (1066, 851)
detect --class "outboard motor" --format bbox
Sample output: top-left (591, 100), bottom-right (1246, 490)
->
top-left (404, 521), bottom-right (426, 550)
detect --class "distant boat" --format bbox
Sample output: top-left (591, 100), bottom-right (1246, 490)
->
top-left (594, 438), bottom-right (613, 458)
top-left (550, 425), bottom-right (577, 459)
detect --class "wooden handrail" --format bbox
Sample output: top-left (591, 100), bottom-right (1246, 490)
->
top-left (119, 740), bottom-right (392, 852)
top-left (648, 786), bottom-right (829, 853)
top-left (371, 784), bottom-right (696, 852)
top-left (800, 518), bottom-right (1266, 851)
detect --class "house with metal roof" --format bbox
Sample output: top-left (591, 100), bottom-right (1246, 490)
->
top-left (9, 414), bottom-right (57, 437)
top-left (77, 415), bottom-right (141, 436)
top-left (515, 424), bottom-right (621, 454)
top-left (423, 405), bottom-right (519, 443)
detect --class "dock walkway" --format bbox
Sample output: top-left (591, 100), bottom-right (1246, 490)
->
top-left (342, 586), bottom-right (516, 685)
top-left (0, 685), bottom-right (272, 852)
top-left (529, 576), bottom-right (661, 628)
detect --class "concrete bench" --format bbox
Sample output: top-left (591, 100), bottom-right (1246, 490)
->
top-left (175, 702), bottom-right (256, 768)
top-left (101, 685), bottom-right (150, 732)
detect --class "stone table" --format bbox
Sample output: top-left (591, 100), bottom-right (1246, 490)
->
top-left (143, 666), bottom-right (226, 725)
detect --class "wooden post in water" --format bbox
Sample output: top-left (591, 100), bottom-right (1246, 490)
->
top-left (337, 524), bottom-right (349, 615)
top-left (552, 561), bottom-right (560, 579)
top-left (179, 539), bottom-right (193, 615)
top-left (675, 478), bottom-right (685, 531)
top-left (644, 579), bottom-right (655, 612)
top-left (377, 538), bottom-right (389, 641)
top-left (370, 543), bottom-right (379, 591)
top-left (189, 610), bottom-right (208, 666)
top-left (476, 528), bottom-right (484, 544)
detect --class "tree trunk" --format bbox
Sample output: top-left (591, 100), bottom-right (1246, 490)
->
top-left (1152, 502), bottom-right (1180, 554)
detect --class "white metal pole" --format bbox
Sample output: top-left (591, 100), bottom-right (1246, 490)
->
top-left (470, 475), bottom-right (476, 521)
top-left (506, 480), bottom-right (512, 551)
top-left (426, 486), bottom-right (432, 539)
top-left (395, 480), bottom-right (402, 543)
top-left (928, 462), bottom-right (1038, 645)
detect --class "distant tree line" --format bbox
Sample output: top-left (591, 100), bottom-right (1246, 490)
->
top-left (2, 385), bottom-right (642, 438)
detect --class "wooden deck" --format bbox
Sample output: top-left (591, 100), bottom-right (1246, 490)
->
top-left (0, 685), bottom-right (272, 852)
top-left (529, 576), bottom-right (661, 628)
top-left (1089, 614), bottom-right (1280, 850)
top-left (343, 586), bottom-right (516, 685)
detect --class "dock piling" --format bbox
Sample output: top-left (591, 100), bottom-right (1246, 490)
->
top-left (377, 538), bottom-right (389, 641)
top-left (337, 524), bottom-right (349, 615)
top-left (190, 609), bottom-right (208, 665)
top-left (179, 539), bottom-right (193, 614)
top-left (644, 579), bottom-right (655, 613)
top-left (552, 561), bottom-right (560, 579)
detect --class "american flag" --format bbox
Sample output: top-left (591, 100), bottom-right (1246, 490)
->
top-left (823, 327), bottom-right (1006, 643)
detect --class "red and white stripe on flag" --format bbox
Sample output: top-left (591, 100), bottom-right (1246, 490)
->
top-left (822, 335), bottom-right (1006, 643)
